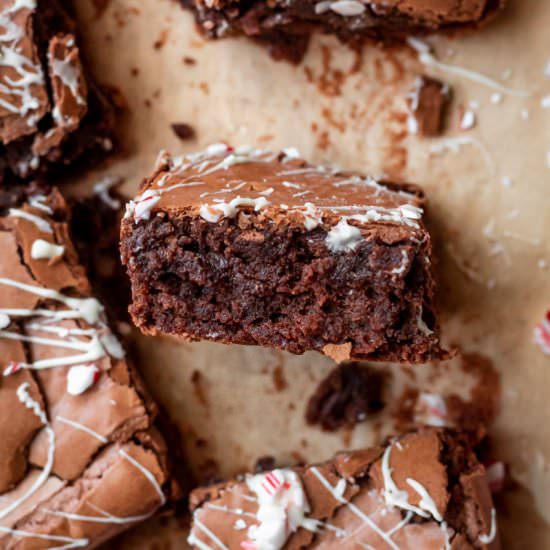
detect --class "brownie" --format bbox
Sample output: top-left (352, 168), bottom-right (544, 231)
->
top-left (120, 145), bottom-right (442, 363)
top-left (0, 0), bottom-right (114, 187)
top-left (188, 428), bottom-right (500, 549)
top-left (0, 190), bottom-right (173, 548)
top-left (179, 0), bottom-right (505, 63)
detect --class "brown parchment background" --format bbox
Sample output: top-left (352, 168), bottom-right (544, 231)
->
top-left (69, 1), bottom-right (550, 548)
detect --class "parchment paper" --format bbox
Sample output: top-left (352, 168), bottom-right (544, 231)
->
top-left (70, 1), bottom-right (550, 548)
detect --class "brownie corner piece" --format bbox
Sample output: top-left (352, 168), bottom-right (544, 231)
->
top-left (120, 145), bottom-right (443, 363)
top-left (0, 0), bottom-right (115, 186)
top-left (188, 428), bottom-right (501, 549)
top-left (0, 189), bottom-right (173, 547)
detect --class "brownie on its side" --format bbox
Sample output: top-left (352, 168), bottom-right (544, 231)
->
top-left (188, 429), bottom-right (500, 549)
top-left (0, 191), bottom-right (173, 548)
top-left (121, 145), bottom-right (442, 363)
top-left (179, 0), bottom-right (505, 63)
top-left (0, 0), bottom-right (114, 186)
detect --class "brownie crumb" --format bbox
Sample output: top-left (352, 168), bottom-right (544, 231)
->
top-left (183, 56), bottom-right (197, 65)
top-left (171, 122), bottom-right (196, 141)
top-left (253, 456), bottom-right (276, 473)
top-left (407, 75), bottom-right (452, 137)
top-left (306, 362), bottom-right (386, 431)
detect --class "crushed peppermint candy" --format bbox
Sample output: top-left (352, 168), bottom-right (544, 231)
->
top-left (67, 364), bottom-right (101, 396)
top-left (415, 393), bottom-right (449, 427)
top-left (244, 469), bottom-right (317, 550)
top-left (460, 110), bottom-right (476, 131)
top-left (485, 461), bottom-right (505, 493)
top-left (0, 313), bottom-right (10, 329)
top-left (534, 311), bottom-right (550, 355)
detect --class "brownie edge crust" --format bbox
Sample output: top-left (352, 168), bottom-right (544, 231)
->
top-left (120, 145), bottom-right (443, 363)
top-left (179, 0), bottom-right (505, 63)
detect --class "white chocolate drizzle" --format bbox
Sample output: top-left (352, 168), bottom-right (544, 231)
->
top-left (381, 444), bottom-right (442, 521)
top-left (326, 219), bottom-right (362, 252)
top-left (31, 239), bottom-right (65, 260)
top-left (0, 0), bottom-right (46, 124)
top-left (44, 500), bottom-right (156, 526)
top-left (56, 415), bottom-right (108, 443)
top-left (408, 38), bottom-right (531, 97)
top-left (93, 175), bottom-right (122, 209)
top-left (9, 208), bottom-right (53, 233)
top-left (0, 278), bottom-right (104, 324)
top-left (0, 526), bottom-right (88, 549)
top-left (479, 508), bottom-right (498, 544)
top-left (28, 194), bottom-right (53, 214)
top-left (309, 467), bottom-right (401, 550)
top-left (0, 383), bottom-right (55, 520)
top-left (119, 449), bottom-right (166, 506)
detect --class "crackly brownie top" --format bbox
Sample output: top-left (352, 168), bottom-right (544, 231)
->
top-left (192, 0), bottom-right (495, 25)
top-left (189, 429), bottom-right (500, 549)
top-left (125, 145), bottom-right (427, 250)
top-left (0, 191), bottom-right (169, 545)
top-left (362, 0), bottom-right (491, 23)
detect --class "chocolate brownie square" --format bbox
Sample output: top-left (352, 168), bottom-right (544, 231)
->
top-left (120, 145), bottom-right (442, 363)
top-left (0, 190), bottom-right (173, 547)
top-left (188, 429), bottom-right (500, 549)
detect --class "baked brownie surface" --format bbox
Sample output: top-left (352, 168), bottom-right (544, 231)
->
top-left (0, 0), bottom-right (114, 185)
top-left (121, 145), bottom-right (442, 363)
top-left (180, 0), bottom-right (504, 62)
top-left (0, 191), bottom-right (171, 548)
top-left (188, 428), bottom-right (500, 549)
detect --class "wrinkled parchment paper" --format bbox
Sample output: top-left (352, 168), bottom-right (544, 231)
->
top-left (70, 1), bottom-right (550, 548)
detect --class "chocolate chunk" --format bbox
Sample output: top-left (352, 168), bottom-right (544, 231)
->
top-left (171, 122), bottom-right (196, 140)
top-left (407, 76), bottom-right (452, 137)
top-left (120, 145), bottom-right (444, 363)
top-left (306, 362), bottom-right (386, 430)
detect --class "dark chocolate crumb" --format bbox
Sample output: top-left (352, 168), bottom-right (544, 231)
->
top-left (306, 362), bottom-right (386, 431)
top-left (183, 56), bottom-right (197, 65)
top-left (171, 122), bottom-right (196, 141)
top-left (253, 456), bottom-right (276, 473)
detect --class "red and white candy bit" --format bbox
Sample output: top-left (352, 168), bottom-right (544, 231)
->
top-left (485, 461), bottom-right (505, 493)
top-left (534, 310), bottom-right (550, 355)
top-left (3, 361), bottom-right (23, 376)
top-left (132, 191), bottom-right (161, 222)
top-left (240, 542), bottom-right (257, 550)
top-left (415, 392), bottom-right (449, 427)
top-left (261, 471), bottom-right (283, 496)
top-left (66, 364), bottom-right (100, 396)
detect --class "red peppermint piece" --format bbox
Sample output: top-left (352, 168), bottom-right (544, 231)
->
top-left (3, 361), bottom-right (23, 376)
top-left (534, 310), bottom-right (550, 355)
top-left (485, 461), bottom-right (505, 494)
